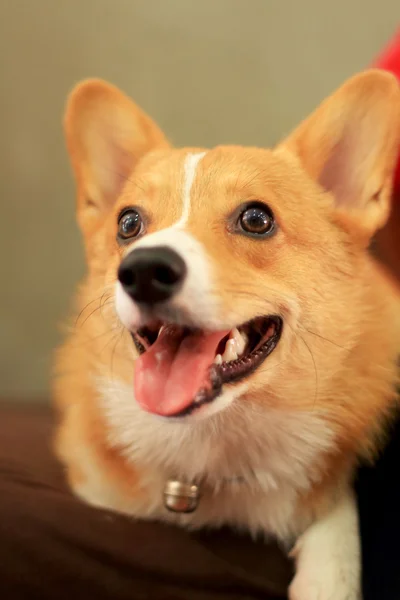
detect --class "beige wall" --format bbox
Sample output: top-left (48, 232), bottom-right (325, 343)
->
top-left (0, 1), bottom-right (398, 399)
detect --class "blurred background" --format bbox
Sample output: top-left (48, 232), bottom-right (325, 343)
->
top-left (0, 1), bottom-right (399, 402)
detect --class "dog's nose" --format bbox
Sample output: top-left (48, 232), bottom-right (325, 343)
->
top-left (118, 246), bottom-right (187, 304)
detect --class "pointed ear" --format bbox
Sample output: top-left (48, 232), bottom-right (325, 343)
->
top-left (279, 69), bottom-right (400, 237)
top-left (64, 79), bottom-right (169, 231)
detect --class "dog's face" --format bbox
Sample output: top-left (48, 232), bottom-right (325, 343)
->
top-left (65, 71), bottom-right (400, 421)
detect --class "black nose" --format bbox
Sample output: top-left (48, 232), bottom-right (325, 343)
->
top-left (118, 246), bottom-right (187, 304)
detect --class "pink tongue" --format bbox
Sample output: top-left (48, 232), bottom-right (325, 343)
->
top-left (134, 326), bottom-right (229, 416)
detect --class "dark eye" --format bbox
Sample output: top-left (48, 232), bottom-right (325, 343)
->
top-left (238, 203), bottom-right (275, 237)
top-left (118, 208), bottom-right (143, 240)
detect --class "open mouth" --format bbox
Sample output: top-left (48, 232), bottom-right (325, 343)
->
top-left (131, 316), bottom-right (282, 418)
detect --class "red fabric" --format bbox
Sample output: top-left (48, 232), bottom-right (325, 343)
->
top-left (373, 28), bottom-right (400, 192)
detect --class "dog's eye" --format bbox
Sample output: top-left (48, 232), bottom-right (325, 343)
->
top-left (118, 209), bottom-right (143, 240)
top-left (239, 203), bottom-right (275, 237)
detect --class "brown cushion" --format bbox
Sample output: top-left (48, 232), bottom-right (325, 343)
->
top-left (0, 404), bottom-right (292, 599)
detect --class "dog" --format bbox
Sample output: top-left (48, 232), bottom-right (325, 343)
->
top-left (54, 69), bottom-right (400, 599)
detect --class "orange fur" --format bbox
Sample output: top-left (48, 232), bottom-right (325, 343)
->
top-left (55, 70), bottom-right (400, 599)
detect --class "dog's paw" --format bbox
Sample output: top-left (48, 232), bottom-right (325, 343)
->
top-left (288, 563), bottom-right (361, 600)
top-left (289, 488), bottom-right (361, 600)
top-left (289, 578), bottom-right (360, 600)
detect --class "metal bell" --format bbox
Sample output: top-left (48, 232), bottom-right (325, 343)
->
top-left (163, 479), bottom-right (201, 513)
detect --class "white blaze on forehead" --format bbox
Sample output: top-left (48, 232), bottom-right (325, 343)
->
top-left (116, 150), bottom-right (221, 331)
top-left (175, 151), bottom-right (206, 227)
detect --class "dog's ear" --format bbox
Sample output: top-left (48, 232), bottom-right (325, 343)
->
top-left (280, 69), bottom-right (400, 239)
top-left (64, 79), bottom-right (169, 232)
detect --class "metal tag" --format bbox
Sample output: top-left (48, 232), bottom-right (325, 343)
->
top-left (163, 479), bottom-right (201, 513)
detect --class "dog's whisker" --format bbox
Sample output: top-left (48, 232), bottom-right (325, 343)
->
top-left (75, 284), bottom-right (114, 326)
top-left (285, 321), bottom-right (319, 407)
top-left (300, 334), bottom-right (319, 408)
top-left (107, 166), bottom-right (148, 194)
top-left (77, 299), bottom-right (114, 329)
top-left (70, 326), bottom-right (122, 348)
top-left (75, 296), bottom-right (102, 327)
top-left (97, 329), bottom-right (126, 357)
top-left (298, 326), bottom-right (349, 352)
top-left (110, 328), bottom-right (127, 382)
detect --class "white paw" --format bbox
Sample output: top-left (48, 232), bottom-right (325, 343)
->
top-left (289, 562), bottom-right (361, 600)
top-left (289, 488), bottom-right (361, 600)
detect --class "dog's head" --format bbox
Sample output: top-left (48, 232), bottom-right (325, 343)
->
top-left (65, 70), bottom-right (400, 421)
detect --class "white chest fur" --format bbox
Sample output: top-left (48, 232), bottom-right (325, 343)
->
top-left (88, 378), bottom-right (335, 541)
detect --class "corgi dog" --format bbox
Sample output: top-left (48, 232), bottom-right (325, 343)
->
top-left (54, 69), bottom-right (400, 600)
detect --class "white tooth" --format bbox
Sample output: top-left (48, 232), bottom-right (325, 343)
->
top-left (229, 328), bottom-right (239, 340)
top-left (157, 325), bottom-right (165, 338)
top-left (214, 354), bottom-right (223, 365)
top-left (231, 327), bottom-right (247, 355)
top-left (222, 339), bottom-right (239, 362)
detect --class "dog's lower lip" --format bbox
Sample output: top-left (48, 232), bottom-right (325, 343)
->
top-left (131, 316), bottom-right (283, 418)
